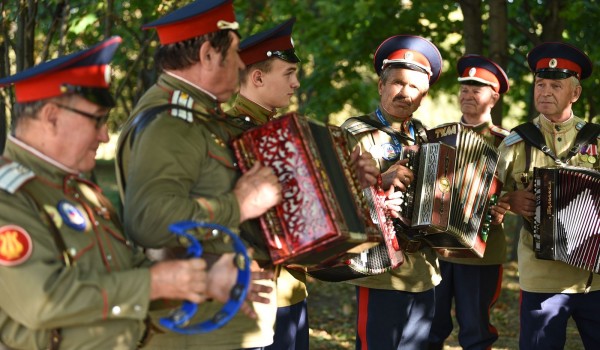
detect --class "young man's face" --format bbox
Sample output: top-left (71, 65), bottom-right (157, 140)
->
top-left (258, 59), bottom-right (300, 110)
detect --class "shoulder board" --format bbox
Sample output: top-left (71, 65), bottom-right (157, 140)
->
top-left (170, 90), bottom-right (195, 123)
top-left (490, 125), bottom-right (510, 138)
top-left (341, 118), bottom-right (378, 135)
top-left (0, 161), bottom-right (35, 194)
top-left (576, 121), bottom-right (585, 131)
top-left (503, 131), bottom-right (523, 146)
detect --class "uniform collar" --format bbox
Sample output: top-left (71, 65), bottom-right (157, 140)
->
top-left (538, 112), bottom-right (576, 133)
top-left (158, 73), bottom-right (222, 115)
top-left (232, 94), bottom-right (276, 125)
top-left (4, 135), bottom-right (82, 180)
top-left (460, 116), bottom-right (492, 133)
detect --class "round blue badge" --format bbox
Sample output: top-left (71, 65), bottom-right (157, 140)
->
top-left (57, 200), bottom-right (87, 231)
top-left (381, 143), bottom-right (401, 161)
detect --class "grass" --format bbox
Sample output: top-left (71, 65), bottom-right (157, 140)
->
top-left (94, 159), bottom-right (584, 350)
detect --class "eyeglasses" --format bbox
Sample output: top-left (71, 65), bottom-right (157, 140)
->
top-left (54, 103), bottom-right (110, 129)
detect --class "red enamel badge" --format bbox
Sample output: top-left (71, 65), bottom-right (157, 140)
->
top-left (0, 225), bottom-right (33, 266)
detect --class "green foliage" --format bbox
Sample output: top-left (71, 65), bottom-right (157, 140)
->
top-left (2, 0), bottom-right (600, 130)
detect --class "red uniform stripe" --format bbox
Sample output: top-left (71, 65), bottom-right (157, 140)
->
top-left (357, 286), bottom-right (370, 350)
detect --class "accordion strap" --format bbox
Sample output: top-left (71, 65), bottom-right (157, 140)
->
top-left (513, 121), bottom-right (600, 165)
top-left (345, 116), bottom-right (415, 143)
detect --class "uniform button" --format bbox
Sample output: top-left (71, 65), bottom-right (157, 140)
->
top-left (557, 137), bottom-right (562, 142)
top-left (69, 248), bottom-right (77, 256)
top-left (73, 193), bottom-right (80, 199)
top-left (94, 220), bottom-right (100, 226)
top-left (106, 254), bottom-right (112, 261)
top-left (112, 306), bottom-right (121, 315)
top-left (134, 305), bottom-right (143, 313)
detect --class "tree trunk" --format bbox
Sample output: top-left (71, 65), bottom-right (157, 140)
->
top-left (488, 0), bottom-right (508, 127)
top-left (459, 0), bottom-right (483, 54)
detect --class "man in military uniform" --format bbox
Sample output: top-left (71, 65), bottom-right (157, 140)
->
top-left (0, 37), bottom-right (241, 350)
top-left (227, 18), bottom-right (309, 350)
top-left (228, 18), bottom-right (379, 349)
top-left (497, 42), bottom-right (600, 349)
top-left (429, 55), bottom-right (511, 350)
top-left (115, 0), bottom-right (282, 349)
top-left (341, 35), bottom-right (443, 350)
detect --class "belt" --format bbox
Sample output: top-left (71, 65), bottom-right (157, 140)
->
top-left (138, 316), bottom-right (164, 348)
top-left (46, 329), bottom-right (61, 350)
top-left (396, 234), bottom-right (422, 253)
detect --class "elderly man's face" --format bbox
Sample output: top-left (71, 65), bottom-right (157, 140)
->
top-left (51, 95), bottom-right (110, 173)
top-left (533, 76), bottom-right (581, 122)
top-left (209, 31), bottom-right (246, 102)
top-left (378, 68), bottom-right (429, 120)
top-left (459, 84), bottom-right (498, 117)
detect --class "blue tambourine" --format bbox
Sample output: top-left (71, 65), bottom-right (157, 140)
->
top-left (159, 221), bottom-right (251, 334)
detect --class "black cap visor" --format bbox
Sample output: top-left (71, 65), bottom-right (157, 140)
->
top-left (61, 84), bottom-right (116, 108)
top-left (268, 48), bottom-right (300, 63)
top-left (535, 69), bottom-right (579, 80)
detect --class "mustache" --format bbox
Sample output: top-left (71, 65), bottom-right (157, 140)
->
top-left (393, 96), bottom-right (411, 104)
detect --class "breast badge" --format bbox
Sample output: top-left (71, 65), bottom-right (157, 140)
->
top-left (0, 225), bottom-right (33, 266)
top-left (380, 143), bottom-right (401, 161)
top-left (57, 200), bottom-right (87, 231)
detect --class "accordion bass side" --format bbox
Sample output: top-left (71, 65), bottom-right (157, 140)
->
top-left (232, 113), bottom-right (398, 266)
top-left (533, 166), bottom-right (600, 273)
top-left (406, 123), bottom-right (502, 258)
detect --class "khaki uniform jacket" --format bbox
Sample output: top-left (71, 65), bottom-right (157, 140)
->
top-left (115, 74), bottom-right (276, 349)
top-left (341, 109), bottom-right (441, 292)
top-left (227, 94), bottom-right (308, 308)
top-left (438, 119), bottom-right (508, 265)
top-left (0, 137), bottom-right (150, 350)
top-left (497, 114), bottom-right (600, 293)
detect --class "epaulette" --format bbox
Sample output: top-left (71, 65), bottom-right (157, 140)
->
top-left (169, 90), bottom-right (195, 123)
top-left (0, 161), bottom-right (35, 194)
top-left (490, 125), bottom-right (510, 138)
top-left (503, 131), bottom-right (523, 146)
top-left (342, 119), bottom-right (378, 136)
top-left (576, 121), bottom-right (585, 131)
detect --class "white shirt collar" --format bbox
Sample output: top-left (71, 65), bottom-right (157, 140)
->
top-left (8, 135), bottom-right (79, 174)
top-left (164, 71), bottom-right (218, 101)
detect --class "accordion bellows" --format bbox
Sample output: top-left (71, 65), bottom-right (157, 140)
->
top-left (534, 166), bottom-right (600, 273)
top-left (232, 113), bottom-right (397, 266)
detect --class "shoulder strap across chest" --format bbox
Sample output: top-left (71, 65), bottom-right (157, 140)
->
top-left (513, 121), bottom-right (600, 164)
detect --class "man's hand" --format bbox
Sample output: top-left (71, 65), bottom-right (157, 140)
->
top-left (505, 182), bottom-right (536, 218)
top-left (149, 258), bottom-right (208, 303)
top-left (382, 186), bottom-right (404, 218)
top-left (206, 252), bottom-right (274, 319)
top-left (350, 145), bottom-right (380, 188)
top-left (234, 162), bottom-right (282, 222)
top-left (490, 193), bottom-right (511, 225)
top-left (380, 158), bottom-right (414, 192)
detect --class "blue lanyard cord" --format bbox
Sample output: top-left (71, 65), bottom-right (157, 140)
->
top-left (375, 108), bottom-right (414, 147)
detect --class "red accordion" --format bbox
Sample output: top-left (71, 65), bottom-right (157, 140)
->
top-left (232, 113), bottom-right (398, 266)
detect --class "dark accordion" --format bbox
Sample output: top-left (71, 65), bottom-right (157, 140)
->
top-left (232, 113), bottom-right (401, 267)
top-left (414, 123), bottom-right (502, 258)
top-left (533, 166), bottom-right (600, 273)
top-left (309, 123), bottom-right (501, 282)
